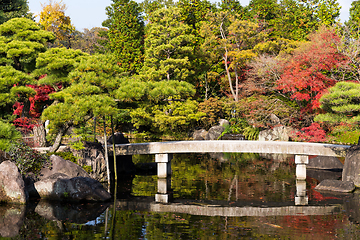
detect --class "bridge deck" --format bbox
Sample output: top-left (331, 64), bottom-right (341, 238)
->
top-left (110, 140), bottom-right (350, 157)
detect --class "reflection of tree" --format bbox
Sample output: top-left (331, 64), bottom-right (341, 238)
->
top-left (111, 210), bottom-right (144, 239)
top-left (170, 153), bottom-right (296, 202)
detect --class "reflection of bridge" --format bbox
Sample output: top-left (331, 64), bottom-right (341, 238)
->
top-left (116, 197), bottom-right (342, 217)
top-left (112, 140), bottom-right (350, 205)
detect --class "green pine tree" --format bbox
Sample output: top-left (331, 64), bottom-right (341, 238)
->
top-left (346, 0), bottom-right (360, 36)
top-left (0, 18), bottom-right (54, 120)
top-left (0, 18), bottom-right (55, 73)
top-left (104, 0), bottom-right (144, 74)
top-left (315, 81), bottom-right (360, 124)
top-left (0, 120), bottom-right (21, 151)
top-left (33, 47), bottom-right (89, 91)
top-left (141, 6), bottom-right (195, 82)
top-left (0, 0), bottom-right (33, 24)
top-left (41, 54), bottom-right (127, 151)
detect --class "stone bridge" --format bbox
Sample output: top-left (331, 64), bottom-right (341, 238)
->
top-left (110, 140), bottom-right (350, 205)
top-left (110, 140), bottom-right (350, 179)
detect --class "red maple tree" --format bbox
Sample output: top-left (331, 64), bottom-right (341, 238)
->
top-left (276, 27), bottom-right (346, 113)
top-left (13, 77), bottom-right (57, 132)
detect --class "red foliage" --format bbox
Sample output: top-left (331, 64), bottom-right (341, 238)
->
top-left (13, 84), bottom-right (55, 130)
top-left (28, 84), bottom-right (55, 117)
top-left (294, 122), bottom-right (327, 143)
top-left (281, 214), bottom-right (346, 237)
top-left (276, 27), bottom-right (346, 113)
top-left (13, 117), bottom-right (37, 133)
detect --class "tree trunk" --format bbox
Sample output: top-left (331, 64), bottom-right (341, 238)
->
top-left (21, 99), bottom-right (31, 118)
top-left (223, 53), bottom-right (236, 101)
top-left (33, 123), bottom-right (47, 147)
top-left (48, 123), bottom-right (72, 152)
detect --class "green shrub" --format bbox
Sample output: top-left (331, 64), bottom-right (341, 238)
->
top-left (82, 165), bottom-right (93, 174)
top-left (47, 151), bottom-right (78, 163)
top-left (218, 118), bottom-right (260, 140)
top-left (0, 121), bottom-right (21, 151)
top-left (198, 97), bottom-right (225, 130)
top-left (7, 141), bottom-right (50, 180)
top-left (327, 123), bottom-right (360, 145)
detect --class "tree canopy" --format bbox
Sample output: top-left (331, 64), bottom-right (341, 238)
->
top-left (0, 0), bottom-right (32, 24)
top-left (315, 81), bottom-right (360, 124)
top-left (0, 0), bottom-right (358, 146)
top-left (39, 0), bottom-right (75, 48)
top-left (104, 0), bottom-right (144, 74)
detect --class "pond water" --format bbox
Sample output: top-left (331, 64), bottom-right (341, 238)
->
top-left (2, 153), bottom-right (360, 239)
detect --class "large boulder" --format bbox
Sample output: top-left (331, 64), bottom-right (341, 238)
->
top-left (0, 161), bottom-right (28, 204)
top-left (218, 119), bottom-right (230, 127)
top-left (258, 126), bottom-right (294, 141)
top-left (34, 173), bottom-right (111, 202)
top-left (205, 126), bottom-right (225, 140)
top-left (192, 129), bottom-right (208, 140)
top-left (39, 155), bottom-right (90, 181)
top-left (107, 132), bottom-right (130, 145)
top-left (343, 145), bottom-right (360, 187)
top-left (307, 156), bottom-right (343, 170)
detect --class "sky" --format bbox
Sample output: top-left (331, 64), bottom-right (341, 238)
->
top-left (28, 0), bottom-right (353, 31)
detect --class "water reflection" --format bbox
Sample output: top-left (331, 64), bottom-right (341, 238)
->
top-left (0, 204), bottom-right (25, 238)
top-left (0, 195), bottom-right (356, 239)
top-left (35, 200), bottom-right (110, 223)
top-left (2, 152), bottom-right (360, 238)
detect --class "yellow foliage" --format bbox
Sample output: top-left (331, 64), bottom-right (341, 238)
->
top-left (38, 0), bottom-right (75, 41)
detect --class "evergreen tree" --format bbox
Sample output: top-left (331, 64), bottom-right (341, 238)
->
top-left (0, 0), bottom-right (32, 24)
top-left (272, 0), bottom-right (340, 41)
top-left (315, 81), bottom-right (360, 124)
top-left (177, 0), bottom-right (215, 96)
top-left (33, 47), bottom-right (89, 91)
top-left (42, 54), bottom-right (126, 152)
top-left (347, 0), bottom-right (360, 35)
top-left (0, 120), bottom-right (21, 151)
top-left (0, 18), bottom-right (55, 73)
top-left (104, 0), bottom-right (144, 74)
top-left (0, 18), bottom-right (54, 120)
top-left (141, 6), bottom-right (195, 82)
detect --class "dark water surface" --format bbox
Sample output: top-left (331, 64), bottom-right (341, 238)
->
top-left (2, 153), bottom-right (360, 239)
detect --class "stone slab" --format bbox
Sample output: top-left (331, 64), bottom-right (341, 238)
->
top-left (110, 140), bottom-right (350, 157)
top-left (307, 156), bottom-right (343, 170)
top-left (315, 179), bottom-right (355, 193)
